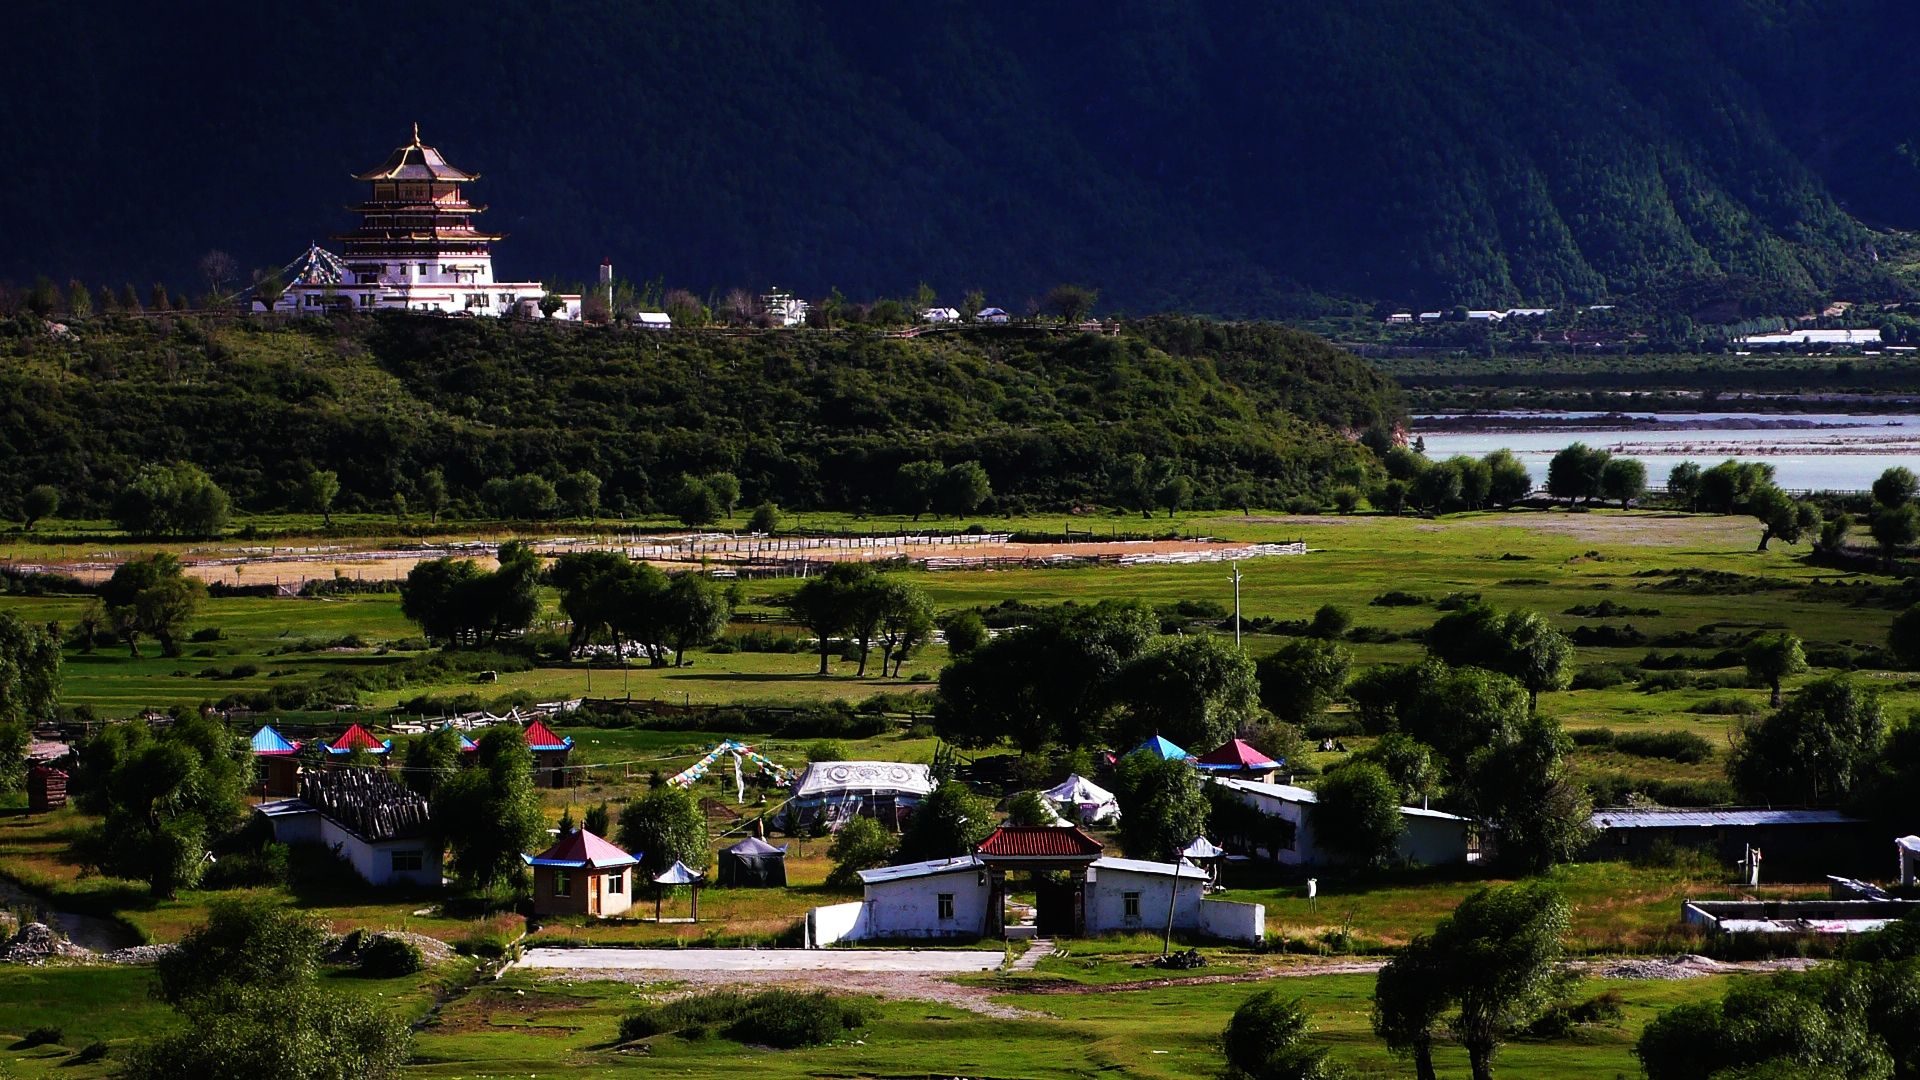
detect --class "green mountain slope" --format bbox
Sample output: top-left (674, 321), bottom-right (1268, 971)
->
top-left (4, 1), bottom-right (1916, 315)
top-left (0, 315), bottom-right (1402, 518)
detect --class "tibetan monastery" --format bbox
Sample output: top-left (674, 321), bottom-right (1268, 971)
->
top-left (270, 125), bottom-right (578, 319)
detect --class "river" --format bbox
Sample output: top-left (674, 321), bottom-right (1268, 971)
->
top-left (1413, 412), bottom-right (1920, 491)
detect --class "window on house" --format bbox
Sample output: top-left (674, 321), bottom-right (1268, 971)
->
top-left (553, 869), bottom-right (572, 897)
top-left (937, 894), bottom-right (955, 920)
top-left (1123, 892), bottom-right (1141, 920)
top-left (390, 849), bottom-right (423, 873)
top-left (607, 871), bottom-right (624, 894)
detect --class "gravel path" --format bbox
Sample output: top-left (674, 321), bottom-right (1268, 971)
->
top-left (516, 946), bottom-right (1001, 974)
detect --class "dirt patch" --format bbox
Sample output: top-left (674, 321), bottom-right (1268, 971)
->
top-left (533, 966), bottom-right (1041, 1019)
top-left (1589, 954), bottom-right (1818, 980)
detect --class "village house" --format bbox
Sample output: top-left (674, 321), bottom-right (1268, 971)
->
top-left (525, 828), bottom-right (637, 918)
top-left (922, 306), bottom-right (961, 323)
top-left (1213, 776), bottom-right (1471, 867)
top-left (255, 769), bottom-right (441, 887)
top-left (523, 719), bottom-right (577, 788)
top-left (249, 724), bottom-right (302, 796)
top-left (975, 307), bottom-right (1011, 323)
top-left (806, 825), bottom-right (1264, 946)
top-left (1586, 806), bottom-right (1879, 880)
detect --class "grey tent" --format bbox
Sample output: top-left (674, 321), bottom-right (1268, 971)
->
top-left (718, 836), bottom-right (788, 887)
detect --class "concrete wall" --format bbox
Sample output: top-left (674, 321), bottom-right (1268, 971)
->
top-left (1198, 899), bottom-right (1266, 944)
top-left (1086, 867), bottom-right (1203, 935)
top-left (264, 809), bottom-right (323, 845)
top-left (1232, 787), bottom-right (1316, 864)
top-left (1399, 815), bottom-right (1471, 866)
top-left (317, 818), bottom-right (441, 887)
top-left (531, 865), bottom-right (635, 917)
top-left (808, 901), bottom-right (872, 947)
top-left (864, 873), bottom-right (990, 939)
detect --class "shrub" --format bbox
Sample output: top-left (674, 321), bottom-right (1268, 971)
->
top-left (1369, 590), bottom-right (1429, 607)
top-left (453, 916), bottom-right (521, 959)
top-left (1523, 990), bottom-right (1626, 1038)
top-left (1568, 728), bottom-right (1616, 747)
top-left (1636, 670), bottom-right (1695, 692)
top-left (618, 989), bottom-right (870, 1048)
top-left (1572, 664), bottom-right (1631, 690)
top-left (1569, 624), bottom-right (1647, 647)
top-left (803, 740), bottom-right (847, 763)
top-left (1613, 730), bottom-right (1713, 764)
top-left (18, 1026), bottom-right (62, 1048)
top-left (358, 934), bottom-right (424, 977)
top-left (72, 1040), bottom-right (109, 1064)
top-left (1303, 715), bottom-right (1364, 740)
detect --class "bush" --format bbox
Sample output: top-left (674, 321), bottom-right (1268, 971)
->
top-left (1613, 730), bottom-right (1713, 764)
top-left (1568, 728), bottom-right (1615, 747)
top-left (452, 917), bottom-right (521, 959)
top-left (1572, 663), bottom-right (1632, 690)
top-left (72, 1040), bottom-right (109, 1064)
top-left (803, 740), bottom-right (847, 763)
top-left (1303, 715), bottom-right (1364, 740)
top-left (1523, 990), bottom-right (1626, 1038)
top-left (618, 989), bottom-right (871, 1048)
top-left (1636, 670), bottom-right (1695, 692)
top-left (1569, 624), bottom-right (1647, 647)
top-left (1369, 590), bottom-right (1429, 607)
top-left (17, 1026), bottom-right (62, 1049)
top-left (358, 934), bottom-right (424, 977)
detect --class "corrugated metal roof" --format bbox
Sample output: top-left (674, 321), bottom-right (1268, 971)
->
top-left (1591, 807), bottom-right (1865, 829)
top-left (858, 855), bottom-right (982, 885)
top-left (976, 825), bottom-right (1103, 858)
top-left (1216, 777), bottom-right (1469, 821)
top-left (1091, 856), bottom-right (1203, 878)
top-left (255, 798), bottom-right (316, 818)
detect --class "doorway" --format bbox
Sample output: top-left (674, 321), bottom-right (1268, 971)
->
top-left (1035, 878), bottom-right (1076, 937)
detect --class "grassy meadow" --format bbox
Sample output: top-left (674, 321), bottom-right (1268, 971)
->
top-left (0, 504), bottom-right (1903, 1077)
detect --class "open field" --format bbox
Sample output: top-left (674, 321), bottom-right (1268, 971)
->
top-left (0, 959), bottom-right (1731, 1079)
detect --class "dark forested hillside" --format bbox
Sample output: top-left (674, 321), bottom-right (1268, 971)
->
top-left (0, 314), bottom-right (1401, 518)
top-left (5, 1), bottom-right (1918, 316)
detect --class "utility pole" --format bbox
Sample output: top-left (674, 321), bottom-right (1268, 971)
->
top-left (1162, 856), bottom-right (1183, 957)
top-left (1229, 561), bottom-right (1243, 649)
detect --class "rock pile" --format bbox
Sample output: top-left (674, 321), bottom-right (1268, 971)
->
top-left (0, 922), bottom-right (94, 964)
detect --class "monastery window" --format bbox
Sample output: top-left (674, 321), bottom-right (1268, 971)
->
top-left (937, 894), bottom-right (955, 921)
top-left (390, 849), bottom-right (423, 873)
top-left (553, 869), bottom-right (572, 897)
top-left (1123, 892), bottom-right (1141, 921)
top-left (607, 871), bottom-right (624, 894)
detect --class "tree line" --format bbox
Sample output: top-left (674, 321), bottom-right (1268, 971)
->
top-left (0, 313), bottom-right (1402, 526)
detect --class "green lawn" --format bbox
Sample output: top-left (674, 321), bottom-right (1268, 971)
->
top-left (0, 963), bottom-right (1721, 1079)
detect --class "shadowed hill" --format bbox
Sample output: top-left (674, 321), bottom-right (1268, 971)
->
top-left (4, 1), bottom-right (1917, 315)
top-left (0, 314), bottom-right (1402, 518)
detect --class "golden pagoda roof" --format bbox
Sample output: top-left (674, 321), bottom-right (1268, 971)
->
top-left (353, 123), bottom-right (479, 182)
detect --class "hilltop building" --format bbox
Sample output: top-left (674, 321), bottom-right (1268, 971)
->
top-left (269, 125), bottom-right (578, 320)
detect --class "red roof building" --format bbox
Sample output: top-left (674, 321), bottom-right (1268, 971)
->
top-left (976, 825), bottom-right (1104, 861)
top-left (522, 720), bottom-right (577, 789)
top-left (1194, 738), bottom-right (1282, 776)
top-left (524, 828), bottom-right (637, 918)
top-left (327, 723), bottom-right (391, 756)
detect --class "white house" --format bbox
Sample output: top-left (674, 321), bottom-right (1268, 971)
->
top-left (1506, 307), bottom-right (1552, 319)
top-left (922, 307), bottom-right (961, 323)
top-left (975, 307), bottom-right (1011, 324)
top-left (1738, 328), bottom-right (1883, 347)
top-left (1418, 311), bottom-right (1444, 322)
top-left (255, 778), bottom-right (442, 888)
top-left (631, 311), bottom-right (672, 330)
top-left (762, 289), bottom-right (810, 327)
top-left (808, 826), bottom-right (1263, 945)
top-left (1466, 309), bottom-right (1506, 322)
top-left (1387, 312), bottom-right (1414, 324)
top-left (1213, 776), bottom-right (1470, 867)
top-left (856, 856), bottom-right (992, 940)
